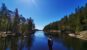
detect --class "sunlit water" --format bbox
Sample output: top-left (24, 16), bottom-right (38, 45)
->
top-left (0, 31), bottom-right (87, 50)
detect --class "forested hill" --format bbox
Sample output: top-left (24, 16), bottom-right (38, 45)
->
top-left (0, 3), bottom-right (35, 34)
top-left (43, 3), bottom-right (87, 32)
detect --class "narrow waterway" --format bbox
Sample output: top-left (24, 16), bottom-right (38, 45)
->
top-left (0, 31), bottom-right (87, 50)
top-left (30, 31), bottom-right (68, 50)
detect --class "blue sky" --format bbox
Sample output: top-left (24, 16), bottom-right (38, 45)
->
top-left (0, 0), bottom-right (87, 30)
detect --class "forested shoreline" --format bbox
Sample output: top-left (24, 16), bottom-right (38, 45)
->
top-left (44, 3), bottom-right (87, 33)
top-left (0, 3), bottom-right (35, 37)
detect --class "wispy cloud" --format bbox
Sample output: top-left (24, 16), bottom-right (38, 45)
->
top-left (18, 0), bottom-right (38, 7)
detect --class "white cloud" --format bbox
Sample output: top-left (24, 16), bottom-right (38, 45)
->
top-left (18, 0), bottom-right (38, 7)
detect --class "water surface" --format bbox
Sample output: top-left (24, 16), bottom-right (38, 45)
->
top-left (0, 31), bottom-right (87, 50)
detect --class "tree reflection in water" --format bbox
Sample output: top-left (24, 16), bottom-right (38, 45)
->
top-left (0, 32), bottom-right (87, 50)
top-left (22, 34), bottom-right (34, 50)
top-left (0, 33), bottom-right (34, 50)
top-left (0, 38), bottom-right (6, 50)
top-left (45, 32), bottom-right (87, 50)
top-left (60, 34), bottom-right (87, 50)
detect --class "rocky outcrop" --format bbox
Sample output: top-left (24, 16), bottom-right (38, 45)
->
top-left (68, 31), bottom-right (87, 40)
top-left (76, 31), bottom-right (87, 40)
top-left (0, 32), bottom-right (7, 37)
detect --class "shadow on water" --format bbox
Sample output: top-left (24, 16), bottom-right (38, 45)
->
top-left (0, 31), bottom-right (87, 50)
top-left (62, 34), bottom-right (87, 50)
top-left (45, 32), bottom-right (87, 50)
top-left (0, 33), bottom-right (35, 50)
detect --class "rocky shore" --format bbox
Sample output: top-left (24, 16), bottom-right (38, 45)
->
top-left (0, 32), bottom-right (7, 37)
top-left (45, 30), bottom-right (87, 40)
top-left (68, 31), bottom-right (87, 40)
top-left (76, 31), bottom-right (87, 40)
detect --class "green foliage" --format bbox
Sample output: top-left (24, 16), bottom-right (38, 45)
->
top-left (0, 3), bottom-right (35, 34)
top-left (44, 3), bottom-right (87, 32)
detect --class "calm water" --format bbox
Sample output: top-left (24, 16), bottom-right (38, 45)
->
top-left (0, 31), bottom-right (87, 50)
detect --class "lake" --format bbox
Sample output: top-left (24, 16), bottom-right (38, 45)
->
top-left (0, 31), bottom-right (87, 50)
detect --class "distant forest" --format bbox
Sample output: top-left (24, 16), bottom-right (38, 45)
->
top-left (44, 4), bottom-right (87, 32)
top-left (0, 3), bottom-right (35, 34)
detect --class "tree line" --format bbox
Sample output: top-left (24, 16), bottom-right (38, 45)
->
top-left (44, 3), bottom-right (87, 33)
top-left (0, 3), bottom-right (35, 35)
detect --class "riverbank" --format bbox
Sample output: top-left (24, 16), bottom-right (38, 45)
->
top-left (76, 31), bottom-right (87, 40)
top-left (0, 30), bottom-right (36, 38)
top-left (44, 30), bottom-right (61, 33)
top-left (0, 32), bottom-right (7, 37)
top-left (44, 30), bottom-right (87, 40)
top-left (0, 31), bottom-right (15, 38)
top-left (68, 31), bottom-right (87, 40)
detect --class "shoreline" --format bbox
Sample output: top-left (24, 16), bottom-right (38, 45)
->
top-left (44, 30), bottom-right (87, 40)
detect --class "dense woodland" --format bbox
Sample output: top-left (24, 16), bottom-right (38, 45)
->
top-left (44, 4), bottom-right (87, 33)
top-left (0, 3), bottom-right (35, 35)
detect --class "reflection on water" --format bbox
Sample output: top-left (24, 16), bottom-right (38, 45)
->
top-left (0, 34), bottom-right (34, 50)
top-left (48, 35), bottom-right (53, 50)
top-left (62, 34), bottom-right (87, 50)
top-left (0, 31), bottom-right (87, 50)
top-left (47, 32), bottom-right (87, 50)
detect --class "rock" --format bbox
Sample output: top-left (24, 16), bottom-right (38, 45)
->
top-left (0, 32), bottom-right (7, 38)
top-left (68, 31), bottom-right (87, 40)
top-left (68, 33), bottom-right (76, 37)
top-left (76, 31), bottom-right (87, 40)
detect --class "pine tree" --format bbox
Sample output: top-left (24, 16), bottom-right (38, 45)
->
top-left (13, 8), bottom-right (20, 33)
